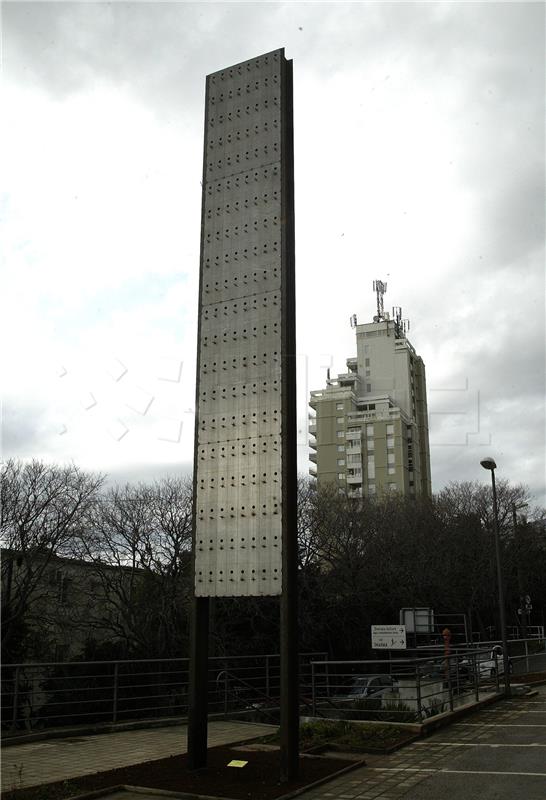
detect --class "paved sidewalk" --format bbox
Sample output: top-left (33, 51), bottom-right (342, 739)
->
top-left (3, 690), bottom-right (545, 799)
top-left (1, 720), bottom-right (276, 792)
top-left (299, 685), bottom-right (546, 800)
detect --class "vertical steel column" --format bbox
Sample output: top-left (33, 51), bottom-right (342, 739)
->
top-left (279, 54), bottom-right (298, 784)
top-left (11, 666), bottom-right (19, 731)
top-left (490, 470), bottom-right (511, 697)
top-left (311, 662), bottom-right (316, 717)
top-left (188, 597), bottom-right (210, 770)
top-left (416, 671), bottom-right (422, 722)
top-left (265, 655), bottom-right (270, 698)
top-left (112, 662), bottom-right (119, 723)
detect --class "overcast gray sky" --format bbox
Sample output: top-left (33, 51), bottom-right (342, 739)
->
top-left (2, 2), bottom-right (545, 502)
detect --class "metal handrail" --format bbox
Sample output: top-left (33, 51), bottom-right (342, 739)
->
top-left (1, 652), bottom-right (326, 736)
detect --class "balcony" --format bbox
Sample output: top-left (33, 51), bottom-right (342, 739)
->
top-left (309, 438), bottom-right (317, 451)
top-left (309, 466), bottom-right (317, 478)
top-left (309, 451), bottom-right (317, 464)
top-left (347, 475), bottom-right (362, 485)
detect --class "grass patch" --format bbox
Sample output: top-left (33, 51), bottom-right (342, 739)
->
top-left (262, 719), bottom-right (414, 753)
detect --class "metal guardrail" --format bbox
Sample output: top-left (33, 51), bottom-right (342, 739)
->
top-left (308, 646), bottom-right (546, 723)
top-left (1, 652), bottom-right (326, 735)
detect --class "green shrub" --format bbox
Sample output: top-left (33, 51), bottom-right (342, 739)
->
top-left (378, 700), bottom-right (416, 723)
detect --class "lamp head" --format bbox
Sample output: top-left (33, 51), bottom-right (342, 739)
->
top-left (480, 457), bottom-right (497, 471)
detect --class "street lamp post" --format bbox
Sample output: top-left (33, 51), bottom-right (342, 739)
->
top-left (480, 457), bottom-right (511, 696)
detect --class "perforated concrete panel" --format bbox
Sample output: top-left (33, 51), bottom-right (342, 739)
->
top-left (192, 49), bottom-right (295, 597)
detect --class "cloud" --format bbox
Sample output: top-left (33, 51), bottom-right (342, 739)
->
top-left (3, 2), bottom-right (544, 503)
top-left (1, 402), bottom-right (49, 457)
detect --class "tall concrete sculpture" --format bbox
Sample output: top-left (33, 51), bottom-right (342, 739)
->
top-left (188, 48), bottom-right (298, 780)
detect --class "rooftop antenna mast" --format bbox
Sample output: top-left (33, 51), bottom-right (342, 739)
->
top-left (392, 306), bottom-right (410, 339)
top-left (373, 279), bottom-right (387, 322)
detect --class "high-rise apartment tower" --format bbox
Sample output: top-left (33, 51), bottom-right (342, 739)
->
top-left (309, 282), bottom-right (431, 498)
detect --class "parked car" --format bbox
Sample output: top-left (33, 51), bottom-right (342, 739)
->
top-left (334, 673), bottom-right (396, 702)
top-left (461, 646), bottom-right (512, 678)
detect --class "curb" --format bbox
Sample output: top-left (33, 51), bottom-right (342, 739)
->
top-left (59, 757), bottom-right (370, 800)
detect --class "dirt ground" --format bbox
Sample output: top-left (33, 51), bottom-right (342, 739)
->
top-left (2, 744), bottom-right (358, 800)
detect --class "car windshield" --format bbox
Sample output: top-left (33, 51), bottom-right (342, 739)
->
top-left (347, 675), bottom-right (391, 695)
top-left (348, 678), bottom-right (369, 694)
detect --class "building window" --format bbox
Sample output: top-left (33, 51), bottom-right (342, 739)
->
top-left (348, 453), bottom-right (361, 464)
top-left (386, 424), bottom-right (394, 435)
top-left (366, 383), bottom-right (372, 392)
top-left (388, 482), bottom-right (397, 491)
top-left (388, 466), bottom-right (396, 475)
top-left (369, 404), bottom-right (375, 410)
top-left (55, 570), bottom-right (69, 604)
top-left (338, 473), bottom-right (345, 481)
top-left (387, 453), bottom-right (395, 465)
top-left (365, 358), bottom-right (370, 367)
top-left (336, 417), bottom-right (344, 424)
top-left (337, 459), bottom-right (345, 466)
top-left (366, 424), bottom-right (374, 435)
top-left (367, 438), bottom-right (374, 451)
top-left (387, 436), bottom-right (394, 449)
top-left (336, 430), bottom-right (345, 438)
top-left (365, 369), bottom-right (371, 377)
top-left (368, 464), bottom-right (375, 480)
top-left (336, 402), bottom-right (344, 410)
top-left (337, 445), bottom-right (345, 452)
top-left (368, 484), bottom-right (376, 495)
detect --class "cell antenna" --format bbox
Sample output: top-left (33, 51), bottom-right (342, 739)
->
top-left (392, 306), bottom-right (410, 339)
top-left (350, 314), bottom-right (357, 329)
top-left (373, 279), bottom-right (387, 322)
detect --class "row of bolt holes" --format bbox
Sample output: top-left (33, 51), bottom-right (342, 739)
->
top-left (206, 194), bottom-right (279, 216)
top-left (199, 506), bottom-right (279, 518)
top-left (202, 384), bottom-right (279, 400)
top-left (202, 272), bottom-right (279, 289)
top-left (209, 100), bottom-right (279, 127)
top-left (200, 411), bottom-right (279, 427)
top-left (203, 326), bottom-right (279, 345)
top-left (199, 441), bottom-right (279, 457)
top-left (205, 221), bottom-right (278, 242)
top-left (207, 143), bottom-right (278, 170)
top-left (200, 472), bottom-right (279, 485)
top-left (202, 299), bottom-right (279, 319)
top-left (199, 484), bottom-right (277, 492)
top-left (208, 126), bottom-right (279, 150)
top-left (197, 573), bottom-right (279, 583)
top-left (203, 276), bottom-right (278, 292)
top-left (209, 75), bottom-right (279, 102)
top-left (207, 167), bottom-right (279, 192)
top-left (212, 52), bottom-right (279, 82)
top-left (201, 357), bottom-right (279, 373)
top-left (204, 243), bottom-right (279, 267)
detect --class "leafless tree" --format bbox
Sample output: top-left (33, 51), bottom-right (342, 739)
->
top-left (1, 459), bottom-right (104, 658)
top-left (76, 477), bottom-right (193, 657)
